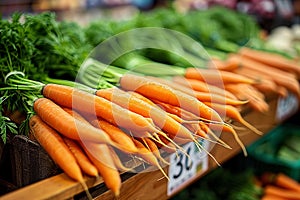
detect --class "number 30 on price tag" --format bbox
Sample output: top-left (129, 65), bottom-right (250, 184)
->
top-left (167, 140), bottom-right (208, 196)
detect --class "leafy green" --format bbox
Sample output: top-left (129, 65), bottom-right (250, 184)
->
top-left (0, 12), bottom-right (92, 141)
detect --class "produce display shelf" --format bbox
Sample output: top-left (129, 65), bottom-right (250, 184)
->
top-left (0, 94), bottom-right (297, 200)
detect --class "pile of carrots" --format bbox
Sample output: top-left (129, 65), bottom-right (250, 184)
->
top-left (25, 70), bottom-right (260, 197)
top-left (22, 47), bottom-right (300, 197)
top-left (259, 172), bottom-right (300, 200)
top-left (207, 47), bottom-right (300, 113)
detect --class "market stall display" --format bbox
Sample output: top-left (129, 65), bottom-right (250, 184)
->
top-left (0, 4), bottom-right (300, 199)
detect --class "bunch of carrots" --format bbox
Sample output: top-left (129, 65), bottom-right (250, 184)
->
top-left (3, 45), bottom-right (300, 197)
top-left (206, 47), bottom-right (300, 113)
top-left (16, 67), bottom-right (263, 197)
top-left (259, 172), bottom-right (300, 200)
top-left (20, 73), bottom-right (234, 197)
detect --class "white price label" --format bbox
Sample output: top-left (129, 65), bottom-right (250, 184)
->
top-left (276, 93), bottom-right (299, 122)
top-left (167, 140), bottom-right (209, 196)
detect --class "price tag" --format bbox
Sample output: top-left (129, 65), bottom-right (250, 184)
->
top-left (276, 92), bottom-right (299, 122)
top-left (167, 139), bottom-right (209, 196)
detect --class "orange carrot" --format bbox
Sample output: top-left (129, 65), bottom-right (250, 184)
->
top-left (63, 137), bottom-right (98, 177)
top-left (127, 91), bottom-right (209, 134)
top-left (96, 87), bottom-right (201, 142)
top-left (239, 47), bottom-right (300, 78)
top-left (151, 99), bottom-right (208, 138)
top-left (108, 146), bottom-right (133, 172)
top-left (229, 53), bottom-right (297, 80)
top-left (264, 185), bottom-right (300, 199)
top-left (253, 79), bottom-right (285, 97)
top-left (29, 115), bottom-right (92, 199)
top-left (81, 142), bottom-right (122, 197)
top-left (42, 84), bottom-right (159, 135)
top-left (261, 194), bottom-right (292, 200)
top-left (141, 137), bottom-right (170, 165)
top-left (233, 63), bottom-right (290, 97)
top-left (33, 98), bottom-right (117, 146)
top-left (131, 138), bottom-right (169, 180)
top-left (152, 100), bottom-right (232, 150)
top-left (155, 134), bottom-right (177, 153)
top-left (89, 118), bottom-right (138, 154)
top-left (208, 57), bottom-right (240, 71)
top-left (127, 87), bottom-right (229, 148)
top-left (127, 91), bottom-right (157, 106)
top-left (275, 173), bottom-right (300, 192)
top-left (119, 74), bottom-right (224, 123)
top-left (225, 83), bottom-right (269, 113)
top-left (205, 121), bottom-right (247, 155)
top-left (227, 54), bottom-right (300, 97)
top-left (203, 102), bottom-right (262, 135)
top-left (172, 76), bottom-right (237, 100)
top-left (185, 67), bottom-right (256, 85)
top-left (63, 107), bottom-right (135, 172)
top-left (29, 115), bottom-right (83, 182)
top-left (62, 107), bottom-right (89, 123)
top-left (147, 76), bottom-right (247, 106)
top-left (276, 86), bottom-right (289, 98)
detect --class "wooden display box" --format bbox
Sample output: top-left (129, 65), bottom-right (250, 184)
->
top-left (0, 93), bottom-right (298, 200)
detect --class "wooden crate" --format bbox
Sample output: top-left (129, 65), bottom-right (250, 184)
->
top-left (0, 134), bottom-right (60, 193)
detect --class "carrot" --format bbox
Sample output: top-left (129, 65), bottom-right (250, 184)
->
top-left (239, 47), bottom-right (300, 78)
top-left (207, 57), bottom-right (240, 71)
top-left (229, 53), bottom-right (298, 80)
top-left (127, 90), bottom-right (211, 135)
top-left (81, 142), bottom-right (122, 197)
top-left (95, 87), bottom-right (197, 141)
top-left (42, 83), bottom-right (160, 136)
top-left (141, 137), bottom-right (170, 165)
top-left (62, 107), bottom-right (89, 123)
top-left (108, 146), bottom-right (134, 172)
top-left (227, 54), bottom-right (300, 97)
top-left (254, 79), bottom-right (285, 97)
top-left (261, 194), bottom-right (292, 200)
top-left (155, 134), bottom-right (177, 153)
top-left (233, 67), bottom-right (280, 94)
top-left (276, 86), bottom-right (289, 98)
top-left (131, 138), bottom-right (169, 180)
top-left (274, 173), bottom-right (300, 192)
top-left (147, 76), bottom-right (248, 106)
top-left (148, 99), bottom-right (208, 139)
top-left (185, 67), bottom-right (257, 85)
top-left (225, 83), bottom-right (269, 113)
top-left (29, 115), bottom-right (92, 199)
top-left (128, 90), bottom-right (217, 126)
top-left (127, 91), bottom-right (157, 106)
top-left (204, 121), bottom-right (247, 156)
top-left (152, 100), bottom-right (231, 149)
top-left (89, 118), bottom-right (138, 154)
top-left (127, 90), bottom-right (230, 149)
top-left (63, 107), bottom-right (134, 172)
top-left (63, 137), bottom-right (98, 177)
top-left (198, 121), bottom-right (231, 149)
top-left (119, 74), bottom-right (224, 123)
top-left (33, 98), bottom-right (118, 146)
top-left (264, 185), bottom-right (300, 199)
top-left (203, 102), bottom-right (262, 135)
top-left (29, 115), bottom-right (83, 181)
top-left (233, 62), bottom-right (291, 97)
top-left (172, 76), bottom-right (238, 100)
